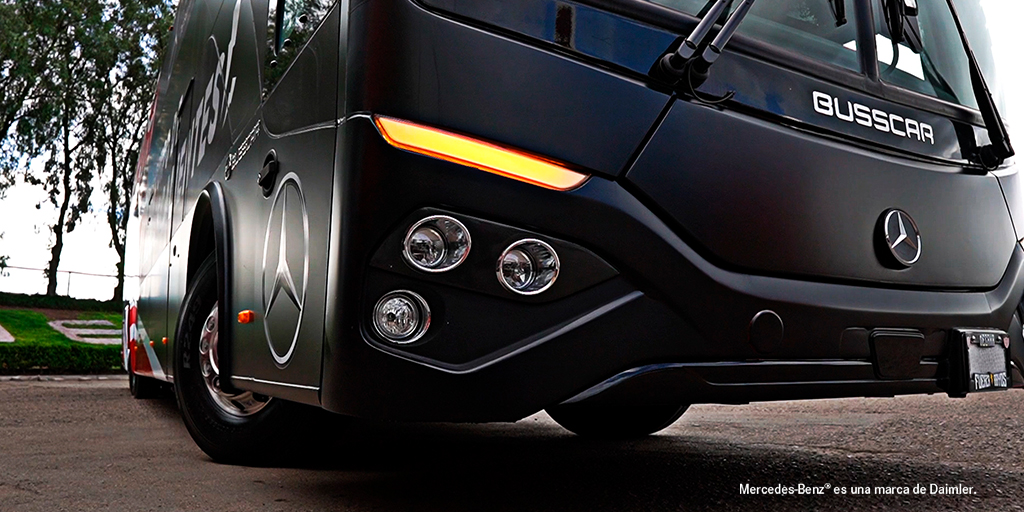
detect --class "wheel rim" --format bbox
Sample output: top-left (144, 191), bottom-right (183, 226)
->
top-left (199, 302), bottom-right (270, 417)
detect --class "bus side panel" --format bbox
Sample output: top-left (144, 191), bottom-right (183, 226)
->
top-left (135, 0), bottom-right (217, 379)
top-left (166, 0), bottom-right (266, 379)
top-left (223, 1), bottom-right (340, 402)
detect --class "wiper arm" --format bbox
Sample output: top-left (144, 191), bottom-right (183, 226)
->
top-left (944, 0), bottom-right (1014, 168)
top-left (660, 0), bottom-right (732, 75)
top-left (658, 0), bottom-right (758, 103)
top-left (689, 0), bottom-right (756, 84)
top-left (829, 0), bottom-right (847, 27)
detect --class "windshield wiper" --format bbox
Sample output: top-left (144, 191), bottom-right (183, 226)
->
top-left (659, 0), bottom-right (731, 75)
top-left (829, 0), bottom-right (848, 27)
top-left (659, 0), bottom-right (758, 103)
top-left (944, 0), bottom-right (1014, 168)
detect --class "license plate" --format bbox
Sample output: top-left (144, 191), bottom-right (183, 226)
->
top-left (964, 330), bottom-right (1010, 392)
top-left (972, 371), bottom-right (1008, 390)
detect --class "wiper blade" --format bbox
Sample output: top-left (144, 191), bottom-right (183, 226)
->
top-left (944, 0), bottom-right (1014, 168)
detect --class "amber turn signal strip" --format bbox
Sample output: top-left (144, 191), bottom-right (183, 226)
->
top-left (373, 115), bottom-right (589, 191)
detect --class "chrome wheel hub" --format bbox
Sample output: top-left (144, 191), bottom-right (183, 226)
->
top-left (199, 302), bottom-right (270, 417)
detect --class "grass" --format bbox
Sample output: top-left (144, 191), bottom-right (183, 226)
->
top-left (0, 291), bottom-right (119, 312)
top-left (0, 309), bottom-right (122, 374)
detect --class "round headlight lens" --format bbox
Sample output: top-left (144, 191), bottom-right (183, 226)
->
top-left (497, 239), bottom-right (559, 295)
top-left (406, 226), bottom-right (446, 269)
top-left (373, 291), bottom-right (431, 344)
top-left (403, 216), bottom-right (471, 272)
top-left (499, 249), bottom-right (534, 291)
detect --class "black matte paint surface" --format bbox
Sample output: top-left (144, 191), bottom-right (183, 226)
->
top-left (318, 116), bottom-right (1024, 421)
top-left (627, 100), bottom-right (1015, 288)
top-left (128, 0), bottom-right (1024, 423)
top-left (346, 0), bottom-right (669, 176)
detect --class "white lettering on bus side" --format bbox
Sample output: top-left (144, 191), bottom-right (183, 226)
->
top-left (871, 108), bottom-right (891, 133)
top-left (834, 98), bottom-right (854, 122)
top-left (853, 103), bottom-right (872, 127)
top-left (811, 91), bottom-right (935, 145)
top-left (813, 91), bottom-right (833, 116)
top-left (180, 0), bottom-right (243, 181)
top-left (889, 113), bottom-right (906, 137)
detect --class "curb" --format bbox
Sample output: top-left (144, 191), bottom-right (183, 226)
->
top-left (0, 374), bottom-right (127, 382)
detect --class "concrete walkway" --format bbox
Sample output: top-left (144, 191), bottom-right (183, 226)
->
top-left (46, 319), bottom-right (120, 345)
top-left (0, 322), bottom-right (13, 343)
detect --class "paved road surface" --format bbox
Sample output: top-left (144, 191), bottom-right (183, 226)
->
top-left (2, 379), bottom-right (1024, 511)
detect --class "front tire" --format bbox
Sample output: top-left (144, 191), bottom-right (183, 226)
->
top-left (128, 367), bottom-right (161, 399)
top-left (546, 403), bottom-right (688, 439)
top-left (174, 254), bottom-right (298, 464)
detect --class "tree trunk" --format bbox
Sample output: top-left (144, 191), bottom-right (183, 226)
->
top-left (110, 167), bottom-right (126, 303)
top-left (46, 110), bottom-right (73, 296)
top-left (107, 138), bottom-right (127, 303)
top-left (113, 259), bottom-right (125, 303)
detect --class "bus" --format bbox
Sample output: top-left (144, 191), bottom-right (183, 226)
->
top-left (123, 0), bottom-right (1019, 463)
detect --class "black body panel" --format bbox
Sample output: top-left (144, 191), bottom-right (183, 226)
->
top-left (129, 0), bottom-right (1024, 427)
top-left (997, 169), bottom-right (1024, 242)
top-left (346, 0), bottom-right (670, 177)
top-left (627, 100), bottom-right (1015, 288)
top-left (224, 2), bottom-right (342, 401)
top-left (311, 0), bottom-right (1024, 421)
top-left (319, 116), bottom-right (1024, 421)
top-left (418, 0), bottom-right (989, 165)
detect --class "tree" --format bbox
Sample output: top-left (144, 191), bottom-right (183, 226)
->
top-left (15, 0), bottom-right (109, 296)
top-left (0, 2), bottom-right (69, 268)
top-left (4, 0), bottom-right (171, 298)
top-left (0, 2), bottom-right (51, 185)
top-left (95, 0), bottom-right (172, 301)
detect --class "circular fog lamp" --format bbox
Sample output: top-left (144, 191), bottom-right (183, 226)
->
top-left (403, 215), bottom-right (471, 272)
top-left (373, 291), bottom-right (431, 344)
top-left (497, 239), bottom-right (559, 295)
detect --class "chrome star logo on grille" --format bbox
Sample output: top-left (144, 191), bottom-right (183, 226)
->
top-left (882, 209), bottom-right (922, 267)
top-left (261, 173), bottom-right (309, 367)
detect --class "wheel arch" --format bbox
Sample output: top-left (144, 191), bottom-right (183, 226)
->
top-left (187, 181), bottom-right (235, 387)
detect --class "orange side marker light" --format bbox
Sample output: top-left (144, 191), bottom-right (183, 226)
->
top-left (373, 115), bottom-right (589, 191)
top-left (238, 310), bottom-right (255, 324)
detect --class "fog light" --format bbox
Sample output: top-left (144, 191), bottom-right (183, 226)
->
top-left (497, 239), bottom-right (559, 295)
top-left (403, 215), bottom-right (471, 272)
top-left (373, 291), bottom-right (431, 344)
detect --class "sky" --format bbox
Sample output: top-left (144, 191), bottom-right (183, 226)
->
top-left (0, 0), bottom-right (1022, 302)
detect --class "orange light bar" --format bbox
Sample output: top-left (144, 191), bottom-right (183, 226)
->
top-left (238, 310), bottom-right (255, 324)
top-left (374, 115), bottom-right (589, 191)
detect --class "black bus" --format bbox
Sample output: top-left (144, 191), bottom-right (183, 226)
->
top-left (122, 0), bottom-right (1019, 463)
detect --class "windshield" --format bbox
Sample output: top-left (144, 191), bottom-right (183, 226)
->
top-left (648, 0), bottom-right (1004, 116)
top-left (871, 0), bottom-right (1002, 111)
top-left (649, 0), bottom-right (860, 71)
top-left (956, 0), bottom-right (1007, 117)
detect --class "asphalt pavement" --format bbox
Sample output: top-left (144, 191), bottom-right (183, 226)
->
top-left (2, 379), bottom-right (1024, 511)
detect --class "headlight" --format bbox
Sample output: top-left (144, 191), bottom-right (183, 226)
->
top-left (497, 239), bottom-right (559, 295)
top-left (372, 290), bottom-right (431, 344)
top-left (403, 215), bottom-right (471, 272)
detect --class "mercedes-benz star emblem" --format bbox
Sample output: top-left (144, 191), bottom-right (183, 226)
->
top-left (882, 209), bottom-right (922, 267)
top-left (261, 173), bottom-right (309, 368)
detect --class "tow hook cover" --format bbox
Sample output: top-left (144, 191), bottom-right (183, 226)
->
top-left (871, 329), bottom-right (926, 379)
